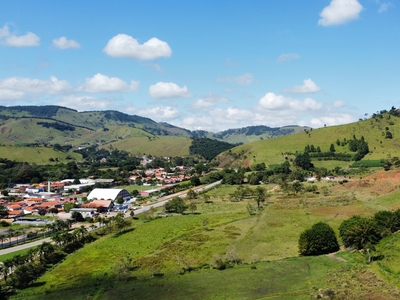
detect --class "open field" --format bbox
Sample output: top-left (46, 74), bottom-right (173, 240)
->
top-left (10, 169), bottom-right (400, 299)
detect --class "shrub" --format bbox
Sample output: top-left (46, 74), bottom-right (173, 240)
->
top-left (298, 222), bottom-right (339, 256)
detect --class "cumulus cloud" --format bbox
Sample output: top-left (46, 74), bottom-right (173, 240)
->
top-left (0, 76), bottom-right (72, 95)
top-left (80, 73), bottom-right (139, 93)
top-left (192, 99), bottom-right (214, 109)
top-left (318, 0), bottom-right (363, 26)
top-left (217, 73), bottom-right (254, 86)
top-left (55, 95), bottom-right (111, 111)
top-left (191, 94), bottom-right (229, 109)
top-left (259, 92), bottom-right (322, 111)
top-left (149, 82), bottom-right (192, 99)
top-left (286, 79), bottom-right (321, 94)
top-left (138, 106), bottom-right (180, 120)
top-left (0, 89), bottom-right (25, 100)
top-left (103, 34), bottom-right (172, 60)
top-left (53, 36), bottom-right (80, 49)
top-left (277, 53), bottom-right (300, 63)
top-left (0, 25), bottom-right (40, 47)
top-left (310, 113), bottom-right (356, 128)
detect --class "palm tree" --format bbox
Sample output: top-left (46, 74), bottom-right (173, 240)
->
top-left (37, 242), bottom-right (55, 261)
top-left (6, 231), bottom-right (15, 247)
top-left (0, 235), bottom-right (7, 248)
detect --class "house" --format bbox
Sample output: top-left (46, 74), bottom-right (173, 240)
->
top-left (81, 200), bottom-right (113, 213)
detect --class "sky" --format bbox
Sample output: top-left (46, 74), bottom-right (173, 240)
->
top-left (0, 0), bottom-right (399, 133)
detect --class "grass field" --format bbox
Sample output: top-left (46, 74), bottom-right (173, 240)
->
top-left (0, 145), bottom-right (81, 164)
top-left (10, 170), bottom-right (400, 299)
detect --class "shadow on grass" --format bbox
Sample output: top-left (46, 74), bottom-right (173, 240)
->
top-left (112, 228), bottom-right (135, 238)
top-left (29, 281), bottom-right (46, 288)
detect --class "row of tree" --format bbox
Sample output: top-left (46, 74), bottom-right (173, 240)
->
top-left (299, 209), bottom-right (400, 262)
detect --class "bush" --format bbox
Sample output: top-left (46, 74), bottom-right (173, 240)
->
top-left (298, 222), bottom-right (339, 256)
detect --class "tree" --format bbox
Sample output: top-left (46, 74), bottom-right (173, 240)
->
top-left (186, 189), bottom-right (197, 200)
top-left (373, 210), bottom-right (400, 234)
top-left (48, 207), bottom-right (59, 215)
top-left (116, 196), bottom-right (124, 205)
top-left (71, 211), bottom-right (84, 222)
top-left (299, 222), bottom-right (339, 256)
top-left (293, 152), bottom-right (314, 170)
top-left (188, 202), bottom-right (197, 214)
top-left (339, 216), bottom-right (381, 250)
top-left (0, 204), bottom-right (8, 219)
top-left (165, 197), bottom-right (187, 214)
top-left (254, 186), bottom-right (269, 209)
top-left (329, 144), bottom-right (336, 153)
top-left (190, 176), bottom-right (201, 187)
top-left (63, 202), bottom-right (76, 213)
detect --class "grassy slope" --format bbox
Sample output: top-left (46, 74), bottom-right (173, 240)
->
top-left (0, 118), bottom-right (192, 160)
top-left (16, 171), bottom-right (400, 299)
top-left (215, 115), bottom-right (400, 168)
top-left (0, 146), bottom-right (81, 164)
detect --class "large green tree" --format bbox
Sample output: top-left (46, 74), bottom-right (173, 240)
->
top-left (165, 197), bottom-right (187, 214)
top-left (299, 222), bottom-right (339, 256)
top-left (293, 152), bottom-right (314, 170)
top-left (339, 216), bottom-right (381, 250)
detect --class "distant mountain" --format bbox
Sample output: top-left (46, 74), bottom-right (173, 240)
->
top-left (0, 105), bottom-right (312, 158)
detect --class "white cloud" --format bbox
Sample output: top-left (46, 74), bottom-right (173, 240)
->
top-left (333, 100), bottom-right (344, 107)
top-left (80, 73), bottom-right (139, 93)
top-left (55, 95), bottom-right (110, 111)
top-left (0, 89), bottom-right (25, 100)
top-left (286, 79), bottom-right (321, 94)
top-left (53, 36), bottom-right (80, 49)
top-left (377, 2), bottom-right (393, 13)
top-left (192, 99), bottom-right (215, 109)
top-left (259, 92), bottom-right (322, 111)
top-left (217, 73), bottom-right (254, 86)
top-left (103, 34), bottom-right (172, 60)
top-left (148, 63), bottom-right (163, 72)
top-left (0, 25), bottom-right (40, 47)
top-left (149, 82), bottom-right (192, 99)
top-left (138, 106), bottom-right (180, 120)
top-left (277, 53), bottom-right (300, 63)
top-left (318, 0), bottom-right (363, 26)
top-left (0, 76), bottom-right (72, 95)
top-left (310, 113), bottom-right (356, 127)
top-left (191, 94), bottom-right (229, 109)
top-left (178, 115), bottom-right (214, 131)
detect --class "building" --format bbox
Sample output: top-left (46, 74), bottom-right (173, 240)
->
top-left (87, 188), bottom-right (131, 202)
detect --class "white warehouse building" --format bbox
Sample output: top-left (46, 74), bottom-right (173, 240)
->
top-left (87, 188), bottom-right (131, 202)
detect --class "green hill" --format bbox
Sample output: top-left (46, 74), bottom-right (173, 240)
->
top-left (0, 105), bottom-right (311, 162)
top-left (215, 113), bottom-right (400, 169)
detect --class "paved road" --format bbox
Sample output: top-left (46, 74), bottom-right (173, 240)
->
top-left (0, 237), bottom-right (52, 255)
top-left (0, 180), bottom-right (222, 255)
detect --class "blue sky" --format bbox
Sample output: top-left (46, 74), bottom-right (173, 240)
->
top-left (0, 0), bottom-right (398, 132)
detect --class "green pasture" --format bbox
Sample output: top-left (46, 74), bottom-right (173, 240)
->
top-left (11, 178), bottom-right (400, 299)
top-left (0, 145), bottom-right (81, 164)
top-left (18, 256), bottom-right (346, 300)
